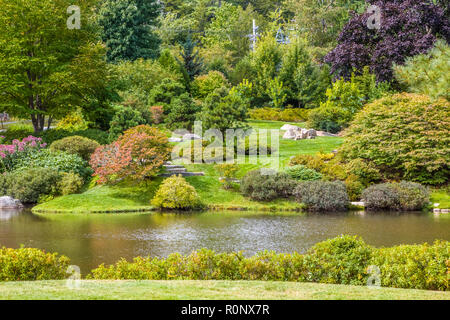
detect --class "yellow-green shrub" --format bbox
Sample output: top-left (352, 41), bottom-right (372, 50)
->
top-left (248, 107), bottom-right (310, 122)
top-left (151, 175), bottom-right (203, 210)
top-left (88, 236), bottom-right (450, 291)
top-left (371, 240), bottom-right (449, 291)
top-left (0, 247), bottom-right (70, 281)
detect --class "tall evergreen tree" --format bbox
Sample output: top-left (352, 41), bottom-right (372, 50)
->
top-left (177, 35), bottom-right (204, 82)
top-left (98, 0), bottom-right (161, 63)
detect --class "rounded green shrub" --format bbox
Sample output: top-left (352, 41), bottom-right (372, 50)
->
top-left (0, 247), bottom-right (70, 281)
top-left (362, 181), bottom-right (429, 211)
top-left (341, 93), bottom-right (450, 185)
top-left (57, 172), bottom-right (84, 195)
top-left (50, 136), bottom-right (100, 161)
top-left (303, 235), bottom-right (373, 285)
top-left (151, 175), bottom-right (202, 210)
top-left (0, 168), bottom-right (62, 203)
top-left (294, 181), bottom-right (349, 211)
top-left (191, 71), bottom-right (230, 100)
top-left (240, 169), bottom-right (297, 201)
top-left (285, 165), bottom-right (323, 181)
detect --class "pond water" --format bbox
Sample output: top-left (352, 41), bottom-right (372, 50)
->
top-left (0, 209), bottom-right (449, 274)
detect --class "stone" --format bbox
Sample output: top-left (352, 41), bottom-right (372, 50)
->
top-left (433, 208), bottom-right (441, 213)
top-left (441, 209), bottom-right (449, 214)
top-left (168, 137), bottom-right (183, 143)
top-left (282, 128), bottom-right (297, 139)
top-left (182, 133), bottom-right (202, 141)
top-left (351, 201), bottom-right (365, 207)
top-left (0, 196), bottom-right (23, 209)
top-left (280, 124), bottom-right (299, 131)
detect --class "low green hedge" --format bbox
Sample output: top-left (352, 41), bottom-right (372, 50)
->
top-left (89, 236), bottom-right (449, 291)
top-left (0, 247), bottom-right (70, 281)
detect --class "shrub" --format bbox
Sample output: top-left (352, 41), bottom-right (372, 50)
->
top-left (57, 172), bottom-right (84, 196)
top-left (248, 107), bottom-right (310, 122)
top-left (164, 93), bottom-right (201, 131)
top-left (55, 110), bottom-right (88, 131)
top-left (50, 136), bottom-right (100, 161)
top-left (91, 125), bottom-right (171, 184)
top-left (13, 149), bottom-right (91, 180)
top-left (362, 182), bottom-right (430, 211)
top-left (240, 169), bottom-right (297, 201)
top-left (191, 71), bottom-right (230, 100)
top-left (341, 93), bottom-right (450, 185)
top-left (87, 236), bottom-right (449, 291)
top-left (0, 168), bottom-right (62, 203)
top-left (150, 106), bottom-right (164, 124)
top-left (303, 235), bottom-right (373, 285)
top-left (284, 165), bottom-right (322, 181)
top-left (371, 240), bottom-right (449, 291)
top-left (151, 175), bottom-right (202, 210)
top-left (294, 181), bottom-right (349, 211)
top-left (0, 136), bottom-right (47, 173)
top-left (0, 247), bottom-right (70, 281)
top-left (215, 163), bottom-right (239, 189)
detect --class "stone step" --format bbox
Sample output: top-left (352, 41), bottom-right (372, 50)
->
top-left (160, 172), bottom-right (205, 177)
top-left (166, 168), bottom-right (187, 173)
top-left (163, 165), bottom-right (185, 169)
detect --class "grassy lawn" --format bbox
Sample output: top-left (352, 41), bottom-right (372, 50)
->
top-left (0, 280), bottom-right (448, 300)
top-left (34, 120), bottom-right (342, 214)
top-left (431, 188), bottom-right (450, 209)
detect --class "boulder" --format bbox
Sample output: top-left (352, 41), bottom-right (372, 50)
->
top-left (282, 128), bottom-right (297, 139)
top-left (0, 196), bottom-right (23, 209)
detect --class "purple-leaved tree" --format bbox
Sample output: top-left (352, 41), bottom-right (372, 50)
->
top-left (325, 0), bottom-right (450, 82)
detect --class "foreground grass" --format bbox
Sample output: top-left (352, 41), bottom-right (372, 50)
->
top-left (0, 280), bottom-right (448, 300)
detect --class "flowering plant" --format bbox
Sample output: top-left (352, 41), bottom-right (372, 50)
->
top-left (0, 136), bottom-right (47, 172)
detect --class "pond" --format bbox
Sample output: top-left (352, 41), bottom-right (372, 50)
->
top-left (1, 209), bottom-right (449, 274)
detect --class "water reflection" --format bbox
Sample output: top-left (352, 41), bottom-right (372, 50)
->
top-left (0, 209), bottom-right (449, 274)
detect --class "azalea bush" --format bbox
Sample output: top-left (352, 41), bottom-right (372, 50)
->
top-left (90, 125), bottom-right (171, 184)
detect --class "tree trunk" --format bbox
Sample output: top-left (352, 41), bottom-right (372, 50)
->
top-left (47, 116), bottom-right (52, 130)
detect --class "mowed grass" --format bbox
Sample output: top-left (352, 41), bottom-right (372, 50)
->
top-left (431, 188), bottom-right (450, 209)
top-left (0, 280), bottom-right (448, 300)
top-left (33, 120), bottom-right (343, 214)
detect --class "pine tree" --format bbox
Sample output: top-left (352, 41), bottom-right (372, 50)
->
top-left (178, 35), bottom-right (204, 81)
top-left (98, 0), bottom-right (161, 63)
